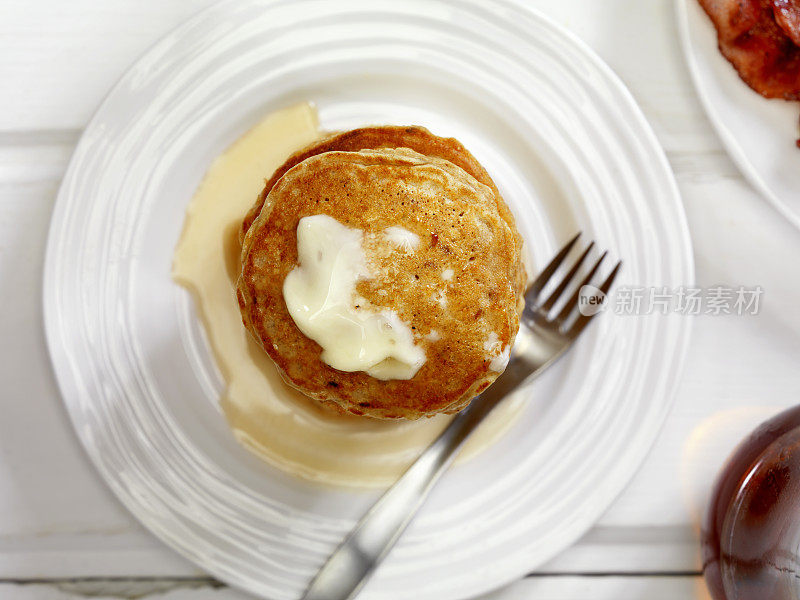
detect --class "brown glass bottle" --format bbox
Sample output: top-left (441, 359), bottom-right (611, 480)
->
top-left (702, 405), bottom-right (800, 600)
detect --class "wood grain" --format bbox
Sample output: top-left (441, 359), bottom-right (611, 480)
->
top-left (0, 576), bottom-right (708, 599)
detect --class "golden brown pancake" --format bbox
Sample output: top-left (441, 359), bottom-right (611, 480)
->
top-left (237, 147), bottom-right (524, 419)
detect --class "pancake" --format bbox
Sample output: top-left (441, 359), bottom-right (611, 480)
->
top-left (237, 147), bottom-right (523, 419)
top-left (239, 125), bottom-right (526, 297)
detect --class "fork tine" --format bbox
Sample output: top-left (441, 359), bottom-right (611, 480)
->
top-left (525, 232), bottom-right (581, 302)
top-left (564, 260), bottom-right (622, 338)
top-left (539, 241), bottom-right (595, 312)
top-left (553, 250), bottom-right (608, 323)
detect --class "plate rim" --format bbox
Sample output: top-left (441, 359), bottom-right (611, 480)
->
top-left (43, 0), bottom-right (696, 597)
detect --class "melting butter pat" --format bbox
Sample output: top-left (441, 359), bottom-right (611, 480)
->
top-left (283, 215), bottom-right (426, 380)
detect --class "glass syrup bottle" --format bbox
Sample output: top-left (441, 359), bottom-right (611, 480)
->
top-left (703, 405), bottom-right (800, 600)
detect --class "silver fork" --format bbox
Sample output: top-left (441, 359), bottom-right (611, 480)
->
top-left (301, 233), bottom-right (622, 600)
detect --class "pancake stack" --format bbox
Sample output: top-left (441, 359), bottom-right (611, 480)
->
top-left (237, 126), bottom-right (525, 419)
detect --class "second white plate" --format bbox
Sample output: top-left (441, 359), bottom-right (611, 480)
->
top-left (44, 1), bottom-right (694, 598)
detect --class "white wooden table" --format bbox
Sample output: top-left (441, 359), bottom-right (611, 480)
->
top-left (2, 1), bottom-right (799, 598)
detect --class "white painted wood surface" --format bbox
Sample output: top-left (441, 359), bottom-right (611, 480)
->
top-left (1, 0), bottom-right (799, 597)
top-left (0, 576), bottom-right (709, 600)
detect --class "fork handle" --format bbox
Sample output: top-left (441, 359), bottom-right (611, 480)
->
top-left (301, 394), bottom-right (498, 600)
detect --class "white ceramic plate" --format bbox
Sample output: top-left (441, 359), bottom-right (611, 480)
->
top-left (44, 1), bottom-right (693, 598)
top-left (677, 0), bottom-right (800, 230)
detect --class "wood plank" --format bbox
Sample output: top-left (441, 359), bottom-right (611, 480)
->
top-left (0, 0), bottom-right (216, 131)
top-left (0, 580), bottom-right (238, 600)
top-left (0, 576), bottom-right (709, 599)
top-left (2, 133), bottom-right (799, 577)
top-left (0, 0), bottom-right (726, 143)
top-left (489, 575), bottom-right (708, 599)
top-left (2, 143), bottom-right (794, 575)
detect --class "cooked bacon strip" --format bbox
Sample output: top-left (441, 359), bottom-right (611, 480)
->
top-left (699, 0), bottom-right (800, 100)
top-left (773, 0), bottom-right (800, 46)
